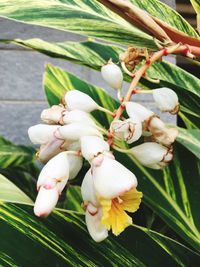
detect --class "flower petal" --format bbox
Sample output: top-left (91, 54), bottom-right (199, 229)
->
top-left (85, 207), bottom-right (108, 242)
top-left (101, 62), bottom-right (123, 90)
top-left (63, 109), bottom-right (95, 126)
top-left (81, 169), bottom-right (98, 206)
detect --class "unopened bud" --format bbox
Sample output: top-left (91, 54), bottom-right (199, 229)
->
top-left (125, 102), bottom-right (154, 122)
top-left (34, 186), bottom-right (59, 217)
top-left (28, 124), bottom-right (59, 145)
top-left (41, 105), bottom-right (65, 124)
top-left (101, 61), bottom-right (123, 90)
top-left (57, 123), bottom-right (102, 141)
top-left (37, 151), bottom-right (69, 190)
top-left (130, 142), bottom-right (173, 169)
top-left (80, 136), bottom-right (110, 162)
top-left (110, 118), bottom-right (142, 144)
top-left (64, 90), bottom-right (99, 112)
top-left (62, 109), bottom-right (95, 126)
top-left (152, 88), bottom-right (180, 114)
top-left (37, 137), bottom-right (65, 163)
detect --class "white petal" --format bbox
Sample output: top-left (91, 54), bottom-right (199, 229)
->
top-left (152, 88), bottom-right (179, 113)
top-left (63, 110), bottom-right (96, 126)
top-left (101, 62), bottom-right (123, 90)
top-left (64, 90), bottom-right (99, 112)
top-left (28, 124), bottom-right (59, 144)
top-left (81, 169), bottom-right (98, 206)
top-left (80, 136), bottom-right (110, 162)
top-left (67, 154), bottom-right (83, 180)
top-left (34, 186), bottom-right (59, 217)
top-left (58, 123), bottom-right (102, 141)
top-left (130, 142), bottom-right (168, 166)
top-left (92, 156), bottom-right (137, 199)
top-left (125, 102), bottom-right (154, 122)
top-left (65, 140), bottom-right (81, 151)
top-left (37, 151), bottom-right (69, 190)
top-left (37, 137), bottom-right (65, 163)
top-left (41, 105), bottom-right (65, 124)
top-left (85, 207), bottom-right (108, 242)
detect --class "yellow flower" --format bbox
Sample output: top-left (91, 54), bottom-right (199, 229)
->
top-left (99, 188), bottom-right (142, 236)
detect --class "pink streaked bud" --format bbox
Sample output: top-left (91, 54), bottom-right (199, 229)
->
top-left (125, 102), bottom-right (154, 122)
top-left (37, 137), bottom-right (65, 163)
top-left (34, 186), bottom-right (59, 217)
top-left (64, 90), bottom-right (99, 112)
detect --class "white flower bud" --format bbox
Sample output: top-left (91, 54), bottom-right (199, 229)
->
top-left (85, 207), bottom-right (108, 242)
top-left (28, 124), bottom-right (59, 145)
top-left (125, 102), bottom-right (154, 122)
top-left (57, 123), bottom-right (102, 141)
top-left (92, 155), bottom-right (137, 199)
top-left (130, 142), bottom-right (173, 168)
top-left (110, 118), bottom-right (142, 144)
top-left (62, 110), bottom-right (96, 126)
top-left (80, 136), bottom-right (110, 162)
top-left (34, 186), bottom-right (59, 217)
top-left (101, 61), bottom-right (123, 90)
top-left (37, 151), bottom-right (69, 190)
top-left (41, 105), bottom-right (65, 124)
top-left (152, 88), bottom-right (180, 114)
top-left (37, 137), bottom-right (65, 163)
top-left (64, 90), bottom-right (99, 112)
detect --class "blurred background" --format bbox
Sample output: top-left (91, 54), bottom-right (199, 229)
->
top-left (0, 0), bottom-right (197, 145)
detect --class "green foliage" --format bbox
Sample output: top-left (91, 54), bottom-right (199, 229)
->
top-left (0, 0), bottom-right (200, 265)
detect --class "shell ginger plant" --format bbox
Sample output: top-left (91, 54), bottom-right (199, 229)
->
top-left (0, 0), bottom-right (200, 265)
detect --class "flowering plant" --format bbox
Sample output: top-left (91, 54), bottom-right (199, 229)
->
top-left (0, 0), bottom-right (200, 265)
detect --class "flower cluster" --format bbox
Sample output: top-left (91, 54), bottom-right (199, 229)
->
top-left (28, 56), bottom-right (179, 242)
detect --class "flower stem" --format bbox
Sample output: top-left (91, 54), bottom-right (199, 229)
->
top-left (98, 106), bottom-right (115, 116)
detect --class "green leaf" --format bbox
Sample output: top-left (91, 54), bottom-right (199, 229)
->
top-left (190, 0), bottom-right (200, 15)
top-left (0, 136), bottom-right (35, 169)
top-left (43, 64), bottom-right (200, 251)
top-left (0, 203), bottom-right (199, 266)
top-left (63, 185), bottom-right (84, 213)
top-left (0, 174), bottom-right (33, 205)
top-left (0, 0), bottom-right (156, 49)
top-left (8, 39), bottom-right (200, 126)
top-left (177, 128), bottom-right (200, 159)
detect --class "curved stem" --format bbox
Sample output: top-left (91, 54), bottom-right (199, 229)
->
top-left (98, 106), bottom-right (115, 116)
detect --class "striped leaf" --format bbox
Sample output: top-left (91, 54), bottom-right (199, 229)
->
top-left (0, 137), bottom-right (35, 169)
top-left (176, 128), bottom-right (200, 159)
top-left (0, 203), bottom-right (199, 266)
top-left (0, 0), bottom-right (199, 49)
top-left (43, 64), bottom-right (200, 251)
top-left (0, 174), bottom-right (33, 205)
top-left (7, 39), bottom-right (200, 127)
top-left (0, 0), bottom-right (156, 49)
top-left (190, 0), bottom-right (200, 15)
top-left (129, 0), bottom-right (199, 38)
